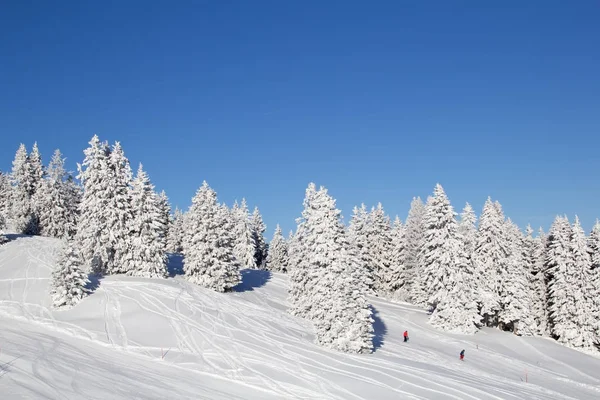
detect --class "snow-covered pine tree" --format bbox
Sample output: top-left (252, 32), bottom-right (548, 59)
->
top-left (104, 142), bottom-right (134, 274)
top-left (545, 216), bottom-right (578, 345)
top-left (231, 199), bottom-right (257, 269)
top-left (473, 197), bottom-right (506, 326)
top-left (387, 216), bottom-right (407, 298)
top-left (0, 171), bottom-right (11, 224)
top-left (9, 144), bottom-right (36, 234)
top-left (588, 220), bottom-right (600, 339)
top-left (458, 203), bottom-right (477, 257)
top-left (157, 190), bottom-right (171, 253)
top-left (429, 228), bottom-right (481, 334)
top-left (531, 227), bottom-right (549, 335)
top-left (293, 184), bottom-right (373, 353)
top-left (347, 204), bottom-right (373, 291)
top-left (182, 181), bottom-right (241, 291)
top-left (264, 224), bottom-right (289, 272)
top-left (498, 219), bottom-right (535, 335)
top-left (415, 184), bottom-right (460, 310)
top-left (75, 135), bottom-right (113, 274)
top-left (50, 240), bottom-right (91, 309)
top-left (566, 216), bottom-right (598, 349)
top-left (0, 203), bottom-right (7, 244)
top-left (126, 164), bottom-right (168, 278)
top-left (366, 203), bottom-right (394, 294)
top-left (26, 142), bottom-right (45, 235)
top-left (288, 183), bottom-right (318, 317)
top-left (35, 150), bottom-right (79, 238)
top-left (251, 207), bottom-right (268, 268)
top-left (404, 196), bottom-right (426, 301)
top-left (167, 207), bottom-right (184, 253)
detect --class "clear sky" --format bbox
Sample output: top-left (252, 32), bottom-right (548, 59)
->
top-left (1, 1), bottom-right (599, 237)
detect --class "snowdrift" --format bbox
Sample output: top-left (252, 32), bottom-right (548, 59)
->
top-left (1, 235), bottom-right (600, 399)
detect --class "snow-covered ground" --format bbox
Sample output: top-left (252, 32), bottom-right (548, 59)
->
top-left (1, 236), bottom-right (600, 399)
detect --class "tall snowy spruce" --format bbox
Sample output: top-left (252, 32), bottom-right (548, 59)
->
top-left (265, 224), bottom-right (289, 272)
top-left (366, 203), bottom-right (394, 294)
top-left (157, 190), bottom-right (171, 253)
top-left (35, 150), bottom-right (80, 238)
top-left (473, 197), bottom-right (506, 326)
top-left (50, 240), bottom-right (91, 309)
top-left (75, 135), bottom-right (114, 274)
top-left (531, 228), bottom-right (549, 335)
top-left (231, 199), bottom-right (257, 270)
top-left (588, 220), bottom-right (600, 336)
top-left (251, 207), bottom-right (268, 269)
top-left (0, 171), bottom-right (11, 222)
top-left (458, 203), bottom-right (477, 257)
top-left (498, 219), bottom-right (535, 335)
top-left (166, 208), bottom-right (184, 253)
top-left (347, 204), bottom-right (374, 293)
top-left (289, 183), bottom-right (373, 354)
top-left (126, 164), bottom-right (168, 278)
top-left (404, 197), bottom-right (426, 301)
top-left (182, 181), bottom-right (241, 292)
top-left (9, 144), bottom-right (38, 234)
top-left (414, 184), bottom-right (460, 310)
top-left (386, 216), bottom-right (406, 297)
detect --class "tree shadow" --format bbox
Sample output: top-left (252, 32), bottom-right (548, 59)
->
top-left (233, 269), bottom-right (272, 293)
top-left (86, 273), bottom-right (103, 293)
top-left (3, 233), bottom-right (31, 243)
top-left (167, 253), bottom-right (184, 277)
top-left (371, 305), bottom-right (388, 352)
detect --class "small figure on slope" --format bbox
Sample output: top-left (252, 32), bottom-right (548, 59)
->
top-left (403, 330), bottom-right (409, 343)
top-left (460, 349), bottom-right (465, 361)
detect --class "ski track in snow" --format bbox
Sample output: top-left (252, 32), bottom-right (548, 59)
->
top-left (1, 236), bottom-right (600, 399)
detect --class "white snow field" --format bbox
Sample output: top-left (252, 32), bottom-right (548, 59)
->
top-left (1, 236), bottom-right (600, 399)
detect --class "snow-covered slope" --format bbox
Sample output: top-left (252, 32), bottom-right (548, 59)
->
top-left (1, 236), bottom-right (600, 399)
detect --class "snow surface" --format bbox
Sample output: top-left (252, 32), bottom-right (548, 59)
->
top-left (1, 235), bottom-right (600, 399)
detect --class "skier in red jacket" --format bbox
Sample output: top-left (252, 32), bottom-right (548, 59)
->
top-left (403, 330), bottom-right (409, 342)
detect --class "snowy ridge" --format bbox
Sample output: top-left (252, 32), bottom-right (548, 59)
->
top-left (1, 236), bottom-right (600, 399)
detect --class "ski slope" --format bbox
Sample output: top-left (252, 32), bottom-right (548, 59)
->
top-left (1, 235), bottom-right (600, 399)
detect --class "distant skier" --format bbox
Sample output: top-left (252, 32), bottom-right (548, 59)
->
top-left (403, 330), bottom-right (409, 342)
top-left (460, 349), bottom-right (465, 361)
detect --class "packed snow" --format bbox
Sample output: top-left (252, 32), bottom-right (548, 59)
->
top-left (2, 235), bottom-right (600, 399)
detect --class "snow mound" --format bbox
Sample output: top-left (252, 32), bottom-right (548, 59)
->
top-left (1, 235), bottom-right (600, 399)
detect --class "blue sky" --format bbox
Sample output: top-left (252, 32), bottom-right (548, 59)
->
top-left (1, 1), bottom-right (599, 236)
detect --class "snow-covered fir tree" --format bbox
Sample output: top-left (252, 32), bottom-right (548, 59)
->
top-left (545, 215), bottom-right (580, 346)
top-left (0, 171), bottom-right (11, 223)
top-left (347, 204), bottom-right (374, 292)
top-left (50, 240), bottom-right (91, 309)
top-left (472, 197), bottom-right (506, 326)
top-left (182, 181), bottom-right (241, 292)
top-left (387, 216), bottom-right (407, 297)
top-left (126, 164), bottom-right (168, 278)
top-left (35, 149), bottom-right (79, 238)
top-left (265, 224), bottom-right (289, 272)
top-left (498, 219), bottom-right (535, 335)
top-left (531, 227), bottom-right (549, 335)
top-left (75, 135), bottom-right (114, 274)
top-left (588, 220), bottom-right (600, 339)
top-left (404, 196), bottom-right (426, 301)
top-left (288, 183), bottom-right (318, 317)
top-left (0, 206), bottom-right (7, 244)
top-left (251, 207), bottom-right (268, 268)
top-left (104, 142), bottom-right (134, 274)
top-left (458, 203), bottom-right (477, 257)
top-left (166, 207), bottom-right (184, 253)
top-left (157, 190), bottom-right (171, 253)
top-left (428, 228), bottom-right (481, 334)
top-left (231, 199), bottom-right (257, 269)
top-left (414, 184), bottom-right (460, 310)
top-left (26, 142), bottom-right (45, 235)
top-left (9, 144), bottom-right (37, 234)
top-left (290, 183), bottom-right (373, 353)
top-left (366, 203), bottom-right (393, 294)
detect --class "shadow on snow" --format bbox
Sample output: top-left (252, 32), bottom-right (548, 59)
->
top-left (167, 253), bottom-right (184, 277)
top-left (233, 269), bottom-right (272, 293)
top-left (371, 305), bottom-right (387, 352)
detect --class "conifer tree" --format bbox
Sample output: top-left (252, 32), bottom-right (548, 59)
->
top-left (473, 197), bottom-right (505, 326)
top-left (265, 224), bottom-right (289, 272)
top-left (26, 142), bottom-right (45, 235)
top-left (347, 204), bottom-right (374, 292)
top-left (35, 150), bottom-right (79, 238)
top-left (75, 135), bottom-right (113, 274)
top-left (251, 207), bottom-right (268, 268)
top-left (126, 164), bottom-right (168, 278)
top-left (290, 184), bottom-right (373, 353)
top-left (404, 196), bottom-right (426, 301)
top-left (458, 203), bottom-right (477, 257)
top-left (231, 199), bottom-right (257, 269)
top-left (531, 227), bottom-right (549, 335)
top-left (387, 216), bottom-right (407, 297)
top-left (415, 184), bottom-right (460, 310)
top-left (157, 190), bottom-right (171, 253)
top-left (588, 220), bottom-right (600, 338)
top-left (0, 171), bottom-right (11, 222)
top-left (167, 208), bottom-right (184, 253)
top-left (366, 203), bottom-right (393, 294)
top-left (50, 240), bottom-right (91, 309)
top-left (182, 181), bottom-right (241, 291)
top-left (9, 144), bottom-right (36, 234)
